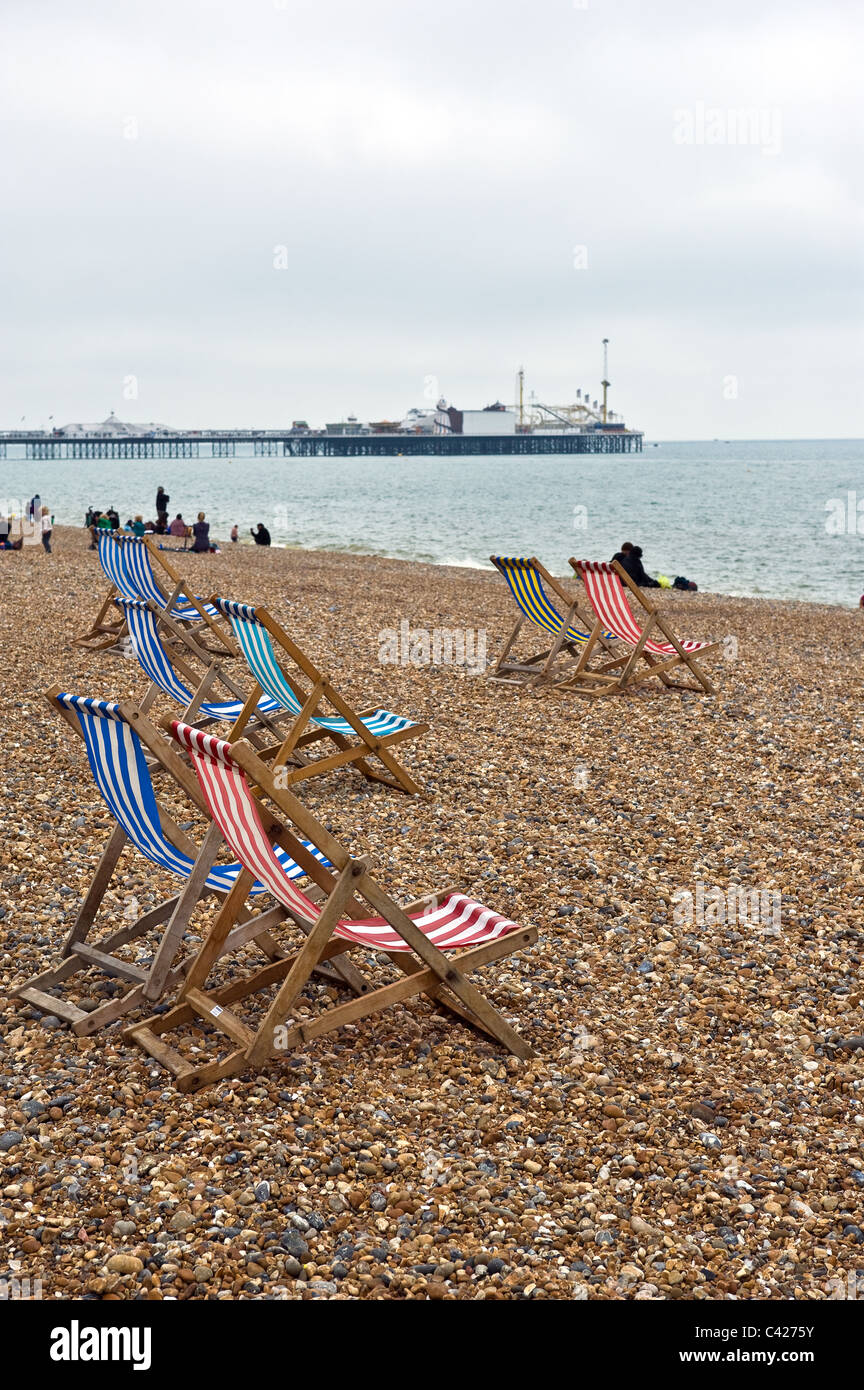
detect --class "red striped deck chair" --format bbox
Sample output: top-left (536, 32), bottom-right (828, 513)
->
top-left (562, 559), bottom-right (718, 695)
top-left (488, 555), bottom-right (617, 687)
top-left (12, 689), bottom-right (345, 1035)
top-left (127, 722), bottom-right (537, 1091)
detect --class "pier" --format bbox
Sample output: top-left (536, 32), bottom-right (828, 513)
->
top-left (0, 430), bottom-right (642, 461)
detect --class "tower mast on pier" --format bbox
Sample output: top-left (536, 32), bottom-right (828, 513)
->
top-left (601, 338), bottom-right (610, 425)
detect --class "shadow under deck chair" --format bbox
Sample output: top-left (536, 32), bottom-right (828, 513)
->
top-left (12, 691), bottom-right (346, 1036)
top-left (75, 534), bottom-right (234, 655)
top-left (127, 722), bottom-right (537, 1091)
top-left (115, 597), bottom-right (290, 742)
top-left (210, 597), bottom-right (428, 795)
top-left (488, 555), bottom-right (617, 687)
top-left (560, 559), bottom-right (719, 696)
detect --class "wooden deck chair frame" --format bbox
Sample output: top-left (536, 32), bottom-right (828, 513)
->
top-left (12, 688), bottom-right (360, 1035)
top-left (211, 598), bottom-right (428, 795)
top-left (488, 555), bottom-right (619, 688)
top-left (127, 723), bottom-right (537, 1092)
top-left (555, 558), bottom-right (719, 696)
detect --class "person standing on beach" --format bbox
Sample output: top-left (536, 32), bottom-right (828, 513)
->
top-left (156, 486), bottom-right (169, 532)
top-left (40, 506), bottom-right (53, 554)
top-left (251, 523), bottom-right (271, 546)
top-left (230, 523), bottom-right (239, 543)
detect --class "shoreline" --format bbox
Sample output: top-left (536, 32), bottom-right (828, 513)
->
top-left (39, 526), bottom-right (864, 614)
top-left (1, 528), bottom-right (862, 1301)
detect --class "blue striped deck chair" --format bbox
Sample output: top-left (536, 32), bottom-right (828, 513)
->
top-left (488, 555), bottom-right (617, 688)
top-left (75, 534), bottom-right (234, 654)
top-left (115, 597), bottom-right (287, 734)
top-left (209, 596), bottom-right (428, 794)
top-left (14, 689), bottom-right (340, 1036)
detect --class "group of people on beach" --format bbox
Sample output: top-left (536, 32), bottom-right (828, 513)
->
top-left (84, 485), bottom-right (274, 552)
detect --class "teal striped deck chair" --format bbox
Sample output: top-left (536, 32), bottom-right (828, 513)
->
top-left (210, 597), bottom-right (428, 795)
top-left (13, 688), bottom-right (348, 1037)
top-left (489, 555), bottom-right (616, 688)
top-left (115, 597), bottom-right (288, 739)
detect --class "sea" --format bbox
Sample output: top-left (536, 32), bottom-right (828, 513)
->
top-left (3, 438), bottom-right (862, 606)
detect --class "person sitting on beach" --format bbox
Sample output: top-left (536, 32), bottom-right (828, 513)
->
top-left (611, 541), bottom-right (634, 568)
top-left (192, 512), bottom-right (211, 553)
top-left (97, 511), bottom-right (113, 531)
top-left (620, 544), bottom-right (660, 588)
top-left (169, 513), bottom-right (188, 539)
top-left (131, 515), bottom-right (146, 537)
top-left (251, 523), bottom-right (271, 546)
top-left (107, 507), bottom-right (120, 530)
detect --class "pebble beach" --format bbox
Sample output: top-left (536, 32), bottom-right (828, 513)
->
top-left (1, 526), bottom-right (863, 1302)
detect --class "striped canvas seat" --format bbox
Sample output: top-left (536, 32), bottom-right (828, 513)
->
top-left (574, 561), bottom-right (712, 654)
top-left (213, 597), bottom-right (417, 738)
top-left (57, 694), bottom-right (330, 893)
top-left (490, 556), bottom-right (594, 643)
top-left (115, 598), bottom-right (282, 721)
top-left (171, 721), bottom-right (520, 952)
top-left (98, 533), bottom-right (142, 601)
top-left (119, 538), bottom-right (220, 622)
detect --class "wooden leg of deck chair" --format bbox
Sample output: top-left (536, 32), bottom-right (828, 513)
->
top-left (180, 868), bottom-right (257, 997)
top-left (60, 824), bottom-right (128, 956)
top-left (145, 821), bottom-right (224, 999)
top-left (546, 620), bottom-right (604, 692)
top-left (273, 929), bottom-right (538, 1057)
top-left (245, 864), bottom-right (363, 1067)
top-left (141, 929), bottom-right (536, 1090)
top-left (72, 963), bottom-right (190, 1036)
top-left (533, 601), bottom-right (587, 687)
top-left (15, 892), bottom-right (185, 1023)
top-left (356, 874), bottom-right (535, 1058)
top-left (490, 615), bottom-right (524, 679)
top-left (74, 586), bottom-right (119, 648)
top-left (615, 616), bottom-right (657, 690)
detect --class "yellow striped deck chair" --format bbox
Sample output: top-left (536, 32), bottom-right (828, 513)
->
top-left (488, 555), bottom-right (617, 688)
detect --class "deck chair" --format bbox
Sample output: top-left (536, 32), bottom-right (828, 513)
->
top-left (75, 534), bottom-right (234, 654)
top-left (12, 690), bottom-right (339, 1036)
top-left (127, 721), bottom-right (537, 1091)
top-left (209, 597), bottom-right (428, 795)
top-left (488, 555), bottom-right (617, 687)
top-left (560, 559), bottom-right (718, 695)
top-left (115, 597), bottom-right (290, 740)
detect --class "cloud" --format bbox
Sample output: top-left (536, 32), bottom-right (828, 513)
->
top-left (0, 0), bottom-right (861, 436)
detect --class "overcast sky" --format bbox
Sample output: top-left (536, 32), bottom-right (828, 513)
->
top-left (1, 0), bottom-right (861, 438)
